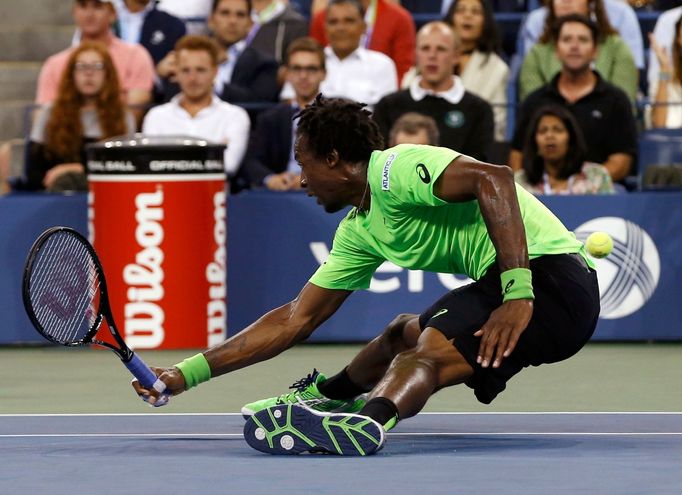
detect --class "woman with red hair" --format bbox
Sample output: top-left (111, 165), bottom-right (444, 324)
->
top-left (26, 41), bottom-right (135, 191)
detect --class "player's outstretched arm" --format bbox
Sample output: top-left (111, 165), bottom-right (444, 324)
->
top-left (434, 156), bottom-right (533, 369)
top-left (133, 283), bottom-right (352, 402)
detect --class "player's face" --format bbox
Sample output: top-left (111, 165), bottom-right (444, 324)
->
top-left (553, 0), bottom-right (589, 17)
top-left (416, 27), bottom-right (458, 87)
top-left (326, 3), bottom-right (366, 56)
top-left (176, 49), bottom-right (218, 102)
top-left (73, 0), bottom-right (116, 38)
top-left (452, 0), bottom-right (484, 45)
top-left (210, 0), bottom-right (253, 47)
top-left (73, 50), bottom-right (107, 97)
top-left (556, 22), bottom-right (596, 73)
top-left (295, 135), bottom-right (347, 213)
top-left (535, 115), bottom-right (570, 162)
top-left (286, 51), bottom-right (326, 103)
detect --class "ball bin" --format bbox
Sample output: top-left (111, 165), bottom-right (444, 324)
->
top-left (86, 136), bottom-right (227, 349)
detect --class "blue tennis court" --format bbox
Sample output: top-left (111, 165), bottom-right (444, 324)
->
top-left (2, 412), bottom-right (680, 494)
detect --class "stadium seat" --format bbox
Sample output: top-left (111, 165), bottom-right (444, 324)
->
top-left (638, 128), bottom-right (682, 171)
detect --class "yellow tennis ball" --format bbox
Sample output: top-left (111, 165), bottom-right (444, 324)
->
top-left (585, 231), bottom-right (613, 258)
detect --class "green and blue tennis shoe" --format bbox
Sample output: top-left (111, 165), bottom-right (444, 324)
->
top-left (243, 403), bottom-right (386, 456)
top-left (240, 369), bottom-right (366, 418)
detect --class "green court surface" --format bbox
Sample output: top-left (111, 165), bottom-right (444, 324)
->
top-left (1, 342), bottom-right (681, 414)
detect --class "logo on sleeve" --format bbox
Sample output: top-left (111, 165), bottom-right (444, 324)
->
top-left (382, 153), bottom-right (397, 190)
top-left (504, 280), bottom-right (515, 294)
top-left (416, 163), bottom-right (431, 184)
top-left (433, 308), bottom-right (448, 318)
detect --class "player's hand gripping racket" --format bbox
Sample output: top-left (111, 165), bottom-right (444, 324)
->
top-left (22, 226), bottom-right (170, 407)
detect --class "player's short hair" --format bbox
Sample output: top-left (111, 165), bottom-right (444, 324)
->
top-left (388, 113), bottom-right (440, 147)
top-left (297, 95), bottom-right (384, 163)
top-left (553, 14), bottom-right (599, 46)
top-left (285, 37), bottom-right (326, 71)
top-left (174, 35), bottom-right (223, 67)
top-left (326, 0), bottom-right (365, 18)
top-left (212, 0), bottom-right (252, 14)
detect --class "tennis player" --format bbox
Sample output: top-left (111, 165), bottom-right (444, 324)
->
top-left (133, 95), bottom-right (600, 456)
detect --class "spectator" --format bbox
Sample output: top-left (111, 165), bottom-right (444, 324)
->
top-left (318, 0), bottom-right (397, 107)
top-left (142, 35), bottom-right (250, 179)
top-left (649, 18), bottom-right (682, 128)
top-left (245, 37), bottom-right (326, 190)
top-left (515, 105), bottom-right (614, 194)
top-left (309, 0), bottom-right (416, 83)
top-left (508, 15), bottom-right (637, 183)
top-left (36, 0), bottom-right (155, 119)
top-left (443, 0), bottom-right (509, 140)
top-left (388, 112), bottom-right (440, 146)
top-left (648, 6), bottom-right (682, 96)
top-left (249, 0), bottom-right (309, 65)
top-left (520, 9), bottom-right (637, 103)
top-left (516, 0), bottom-right (644, 71)
top-left (205, 0), bottom-right (279, 103)
top-left (111, 0), bottom-right (186, 65)
top-left (26, 42), bottom-right (136, 192)
top-left (373, 22), bottom-right (494, 161)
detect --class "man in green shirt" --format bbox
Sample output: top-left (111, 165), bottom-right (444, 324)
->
top-left (133, 96), bottom-right (600, 457)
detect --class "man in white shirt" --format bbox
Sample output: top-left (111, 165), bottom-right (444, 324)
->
top-left (320, 0), bottom-right (397, 107)
top-left (143, 35), bottom-right (250, 177)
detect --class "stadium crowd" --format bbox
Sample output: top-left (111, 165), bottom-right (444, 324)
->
top-left (1, 0), bottom-right (681, 194)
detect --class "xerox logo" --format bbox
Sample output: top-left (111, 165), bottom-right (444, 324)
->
top-left (575, 217), bottom-right (660, 319)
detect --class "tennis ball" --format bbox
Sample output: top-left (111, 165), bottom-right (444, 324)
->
top-left (585, 231), bottom-right (613, 258)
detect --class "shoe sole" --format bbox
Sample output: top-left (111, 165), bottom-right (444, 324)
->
top-left (243, 404), bottom-right (385, 456)
top-left (240, 397), bottom-right (368, 420)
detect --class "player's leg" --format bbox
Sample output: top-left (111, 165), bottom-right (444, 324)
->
top-left (244, 254), bottom-right (600, 455)
top-left (240, 313), bottom-right (421, 416)
top-left (358, 253), bottom-right (601, 427)
top-left (318, 313), bottom-right (421, 396)
top-left (365, 327), bottom-right (474, 421)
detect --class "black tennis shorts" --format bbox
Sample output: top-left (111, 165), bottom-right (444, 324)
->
top-left (418, 254), bottom-right (600, 404)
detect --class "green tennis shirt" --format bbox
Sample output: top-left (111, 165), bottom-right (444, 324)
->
top-left (310, 144), bottom-right (591, 291)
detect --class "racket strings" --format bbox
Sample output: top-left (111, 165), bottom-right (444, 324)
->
top-left (28, 232), bottom-right (100, 344)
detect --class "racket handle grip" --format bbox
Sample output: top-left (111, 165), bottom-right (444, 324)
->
top-left (125, 353), bottom-right (161, 389)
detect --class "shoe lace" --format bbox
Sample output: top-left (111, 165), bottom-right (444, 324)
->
top-left (288, 369), bottom-right (319, 392)
top-left (276, 369), bottom-right (319, 403)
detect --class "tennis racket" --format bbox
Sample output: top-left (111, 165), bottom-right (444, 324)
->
top-left (22, 226), bottom-right (170, 407)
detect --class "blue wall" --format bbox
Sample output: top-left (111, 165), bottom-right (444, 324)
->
top-left (1, 191), bottom-right (680, 345)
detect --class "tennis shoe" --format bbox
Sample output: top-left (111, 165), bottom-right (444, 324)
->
top-left (243, 403), bottom-right (385, 456)
top-left (240, 369), bottom-right (366, 418)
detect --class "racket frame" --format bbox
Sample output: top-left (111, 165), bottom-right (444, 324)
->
top-left (23, 226), bottom-right (134, 362)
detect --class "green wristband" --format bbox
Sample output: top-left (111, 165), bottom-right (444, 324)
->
top-left (175, 353), bottom-right (211, 389)
top-left (500, 267), bottom-right (534, 302)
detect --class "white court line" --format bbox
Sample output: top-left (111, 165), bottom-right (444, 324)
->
top-left (2, 432), bottom-right (682, 438)
top-left (2, 412), bottom-right (681, 417)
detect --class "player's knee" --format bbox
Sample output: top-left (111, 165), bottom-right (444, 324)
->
top-left (412, 329), bottom-right (473, 387)
top-left (381, 313), bottom-right (419, 352)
